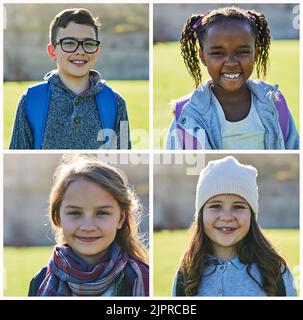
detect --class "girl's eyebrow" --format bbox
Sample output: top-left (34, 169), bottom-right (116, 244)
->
top-left (207, 200), bottom-right (247, 204)
top-left (64, 205), bottom-right (114, 209)
top-left (208, 44), bottom-right (252, 50)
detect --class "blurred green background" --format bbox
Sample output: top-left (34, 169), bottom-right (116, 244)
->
top-left (3, 80), bottom-right (149, 149)
top-left (153, 40), bottom-right (299, 148)
top-left (153, 229), bottom-right (299, 296)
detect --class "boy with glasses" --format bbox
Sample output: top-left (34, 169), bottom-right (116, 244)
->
top-left (10, 8), bottom-right (131, 149)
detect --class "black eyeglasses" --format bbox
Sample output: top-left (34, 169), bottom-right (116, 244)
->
top-left (54, 37), bottom-right (100, 54)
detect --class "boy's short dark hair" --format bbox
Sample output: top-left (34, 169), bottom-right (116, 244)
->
top-left (49, 8), bottom-right (101, 45)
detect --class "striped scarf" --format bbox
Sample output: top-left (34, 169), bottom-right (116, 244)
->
top-left (36, 242), bottom-right (148, 296)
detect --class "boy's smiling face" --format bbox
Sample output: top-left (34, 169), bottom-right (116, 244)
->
top-left (48, 21), bottom-right (100, 85)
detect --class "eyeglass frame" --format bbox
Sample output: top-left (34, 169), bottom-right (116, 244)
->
top-left (54, 37), bottom-right (100, 54)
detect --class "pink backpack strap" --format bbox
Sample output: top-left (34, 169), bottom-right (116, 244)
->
top-left (274, 91), bottom-right (289, 142)
top-left (175, 93), bottom-right (200, 149)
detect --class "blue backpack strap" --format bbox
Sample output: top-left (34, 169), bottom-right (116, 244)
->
top-left (95, 84), bottom-right (118, 146)
top-left (25, 82), bottom-right (50, 149)
top-left (273, 91), bottom-right (289, 142)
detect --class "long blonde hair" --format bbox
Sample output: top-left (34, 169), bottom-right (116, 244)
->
top-left (49, 154), bottom-right (148, 263)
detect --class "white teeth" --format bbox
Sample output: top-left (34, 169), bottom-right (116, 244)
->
top-left (223, 73), bottom-right (240, 79)
top-left (71, 60), bottom-right (86, 64)
top-left (219, 227), bottom-right (233, 232)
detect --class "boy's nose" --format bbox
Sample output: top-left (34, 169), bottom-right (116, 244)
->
top-left (75, 44), bottom-right (86, 54)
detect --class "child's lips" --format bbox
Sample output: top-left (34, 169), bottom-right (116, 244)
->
top-left (75, 236), bottom-right (101, 243)
top-left (215, 226), bottom-right (237, 234)
top-left (69, 60), bottom-right (88, 66)
top-left (221, 73), bottom-right (242, 80)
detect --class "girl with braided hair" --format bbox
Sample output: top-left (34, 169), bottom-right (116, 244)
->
top-left (166, 6), bottom-right (299, 150)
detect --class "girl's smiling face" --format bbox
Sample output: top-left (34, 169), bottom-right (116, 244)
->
top-left (202, 194), bottom-right (251, 261)
top-left (59, 179), bottom-right (125, 265)
top-left (199, 20), bottom-right (257, 94)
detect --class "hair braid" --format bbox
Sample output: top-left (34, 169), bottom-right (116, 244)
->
top-left (248, 10), bottom-right (271, 78)
top-left (180, 15), bottom-right (204, 88)
top-left (180, 7), bottom-right (271, 88)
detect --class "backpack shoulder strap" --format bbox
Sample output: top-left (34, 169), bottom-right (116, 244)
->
top-left (95, 84), bottom-right (118, 147)
top-left (96, 84), bottom-right (117, 130)
top-left (175, 93), bottom-right (192, 122)
top-left (174, 93), bottom-right (201, 149)
top-left (273, 90), bottom-right (289, 142)
top-left (25, 81), bottom-right (51, 149)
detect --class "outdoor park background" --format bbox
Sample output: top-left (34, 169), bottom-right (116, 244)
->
top-left (3, 3), bottom-right (149, 149)
top-left (153, 3), bottom-right (300, 148)
top-left (4, 154), bottom-right (149, 296)
top-left (153, 153), bottom-right (299, 296)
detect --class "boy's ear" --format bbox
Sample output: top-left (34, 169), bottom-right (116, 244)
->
top-left (199, 48), bottom-right (206, 66)
top-left (47, 43), bottom-right (57, 61)
top-left (117, 210), bottom-right (126, 230)
top-left (95, 47), bottom-right (101, 58)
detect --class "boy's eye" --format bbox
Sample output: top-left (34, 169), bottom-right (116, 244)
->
top-left (84, 41), bottom-right (97, 48)
top-left (62, 40), bottom-right (77, 47)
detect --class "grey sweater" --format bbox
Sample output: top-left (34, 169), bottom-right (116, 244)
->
top-left (9, 70), bottom-right (131, 149)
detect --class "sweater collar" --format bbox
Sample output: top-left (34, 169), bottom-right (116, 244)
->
top-left (206, 255), bottom-right (246, 270)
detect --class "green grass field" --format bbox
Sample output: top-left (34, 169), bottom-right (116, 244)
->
top-left (3, 80), bottom-right (149, 149)
top-left (154, 40), bottom-right (299, 148)
top-left (4, 247), bottom-right (53, 296)
top-left (154, 229), bottom-right (299, 296)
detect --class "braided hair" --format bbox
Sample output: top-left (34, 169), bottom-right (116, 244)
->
top-left (180, 6), bottom-right (271, 88)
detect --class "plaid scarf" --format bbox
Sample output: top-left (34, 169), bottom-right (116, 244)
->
top-left (36, 242), bottom-right (148, 296)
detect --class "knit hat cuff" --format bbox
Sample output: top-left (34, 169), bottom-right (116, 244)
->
top-left (195, 182), bottom-right (258, 220)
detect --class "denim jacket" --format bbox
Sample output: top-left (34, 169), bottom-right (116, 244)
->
top-left (166, 79), bottom-right (299, 150)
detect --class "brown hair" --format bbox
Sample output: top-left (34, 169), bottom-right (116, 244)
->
top-left (49, 154), bottom-right (148, 264)
top-left (49, 8), bottom-right (101, 45)
top-left (181, 6), bottom-right (271, 88)
top-left (179, 208), bottom-right (287, 296)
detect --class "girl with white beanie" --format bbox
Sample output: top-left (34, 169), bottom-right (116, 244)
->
top-left (172, 156), bottom-right (296, 296)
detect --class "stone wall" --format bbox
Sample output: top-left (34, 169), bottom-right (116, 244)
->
top-left (4, 3), bottom-right (149, 81)
top-left (4, 154), bottom-right (149, 246)
top-left (154, 154), bottom-right (299, 229)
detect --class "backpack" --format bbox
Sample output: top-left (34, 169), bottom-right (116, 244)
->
top-left (24, 82), bottom-right (117, 149)
top-left (175, 90), bottom-right (290, 149)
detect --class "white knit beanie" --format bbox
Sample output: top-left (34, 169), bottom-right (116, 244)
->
top-left (195, 156), bottom-right (258, 220)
